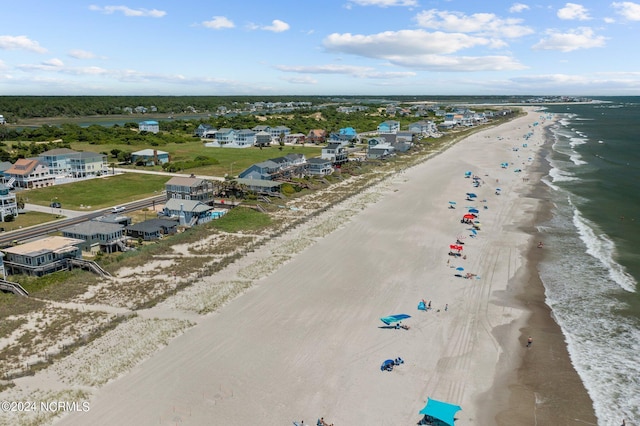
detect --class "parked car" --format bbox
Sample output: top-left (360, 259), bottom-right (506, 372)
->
top-left (50, 201), bottom-right (62, 208)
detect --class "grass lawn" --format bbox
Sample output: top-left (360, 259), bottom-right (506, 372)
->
top-left (1, 211), bottom-right (59, 232)
top-left (72, 141), bottom-right (323, 176)
top-left (18, 174), bottom-right (168, 209)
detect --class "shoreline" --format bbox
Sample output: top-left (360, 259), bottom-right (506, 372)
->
top-left (480, 133), bottom-right (598, 425)
top-left (1, 109), bottom-right (598, 425)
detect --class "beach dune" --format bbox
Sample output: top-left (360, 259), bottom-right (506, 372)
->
top-left (47, 109), bottom-right (595, 425)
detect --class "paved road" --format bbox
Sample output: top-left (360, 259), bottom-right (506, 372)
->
top-left (0, 195), bottom-right (166, 246)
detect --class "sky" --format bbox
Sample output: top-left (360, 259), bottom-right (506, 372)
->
top-left (1, 0), bottom-right (639, 96)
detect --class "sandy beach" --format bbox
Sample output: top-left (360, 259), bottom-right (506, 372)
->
top-left (1, 108), bottom-right (597, 426)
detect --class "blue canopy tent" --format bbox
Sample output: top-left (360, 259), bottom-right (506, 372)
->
top-left (419, 397), bottom-right (462, 426)
top-left (380, 314), bottom-right (411, 325)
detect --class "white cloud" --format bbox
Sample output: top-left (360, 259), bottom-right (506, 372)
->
top-left (557, 3), bottom-right (591, 20)
top-left (324, 30), bottom-right (492, 56)
top-left (386, 54), bottom-right (527, 71)
top-left (202, 16), bottom-right (235, 29)
top-left (43, 58), bottom-right (64, 68)
top-left (262, 20), bottom-right (290, 33)
top-left (509, 3), bottom-right (530, 13)
top-left (248, 20), bottom-right (291, 32)
top-left (88, 5), bottom-right (166, 17)
top-left (68, 49), bottom-right (96, 59)
top-left (415, 9), bottom-right (534, 38)
top-left (0, 35), bottom-right (47, 53)
top-left (347, 0), bottom-right (418, 7)
top-left (281, 75), bottom-right (318, 85)
top-left (276, 64), bottom-right (416, 79)
top-left (323, 29), bottom-right (526, 71)
top-left (612, 2), bottom-right (640, 20)
top-left (533, 27), bottom-right (606, 51)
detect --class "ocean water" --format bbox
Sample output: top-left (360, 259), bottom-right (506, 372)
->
top-left (537, 98), bottom-right (640, 425)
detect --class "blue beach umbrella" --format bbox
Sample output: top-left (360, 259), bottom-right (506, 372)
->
top-left (456, 267), bottom-right (464, 271)
top-left (468, 208), bottom-right (479, 214)
top-left (466, 193), bottom-right (477, 198)
top-left (380, 314), bottom-right (411, 325)
top-left (449, 201), bottom-right (457, 205)
top-left (419, 397), bottom-right (462, 426)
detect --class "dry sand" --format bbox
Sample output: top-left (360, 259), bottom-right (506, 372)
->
top-left (2, 108), bottom-right (596, 426)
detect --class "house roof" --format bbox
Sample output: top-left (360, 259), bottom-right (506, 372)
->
top-left (165, 176), bottom-right (208, 187)
top-left (40, 148), bottom-right (77, 156)
top-left (5, 158), bottom-right (43, 176)
top-left (73, 151), bottom-right (105, 160)
top-left (254, 160), bottom-right (280, 169)
top-left (2, 236), bottom-right (84, 256)
top-left (61, 221), bottom-right (124, 236)
top-left (139, 120), bottom-right (159, 125)
top-left (164, 198), bottom-right (212, 213)
top-left (132, 149), bottom-right (168, 156)
top-left (127, 218), bottom-right (178, 233)
top-left (0, 161), bottom-right (13, 172)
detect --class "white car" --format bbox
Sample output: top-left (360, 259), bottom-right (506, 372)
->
top-left (112, 206), bottom-right (125, 213)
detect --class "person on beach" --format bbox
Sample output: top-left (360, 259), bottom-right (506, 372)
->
top-left (537, 241), bottom-right (544, 248)
top-left (527, 336), bottom-right (533, 347)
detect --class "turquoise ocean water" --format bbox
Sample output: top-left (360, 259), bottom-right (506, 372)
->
top-left (536, 98), bottom-right (639, 425)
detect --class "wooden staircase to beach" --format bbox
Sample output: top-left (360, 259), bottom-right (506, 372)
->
top-left (0, 279), bottom-right (29, 296)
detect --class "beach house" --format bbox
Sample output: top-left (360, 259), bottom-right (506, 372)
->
top-left (69, 151), bottom-right (108, 178)
top-left (377, 120), bottom-right (400, 134)
top-left (0, 236), bottom-right (84, 276)
top-left (61, 221), bottom-right (127, 254)
top-left (139, 120), bottom-right (159, 134)
top-left (4, 159), bottom-right (54, 189)
top-left (321, 142), bottom-right (349, 165)
top-left (126, 218), bottom-right (179, 241)
top-left (165, 176), bottom-right (215, 203)
top-left (131, 149), bottom-right (169, 166)
top-left (0, 184), bottom-right (18, 222)
top-left (306, 157), bottom-right (334, 176)
top-left (162, 199), bottom-right (219, 226)
top-left (306, 129), bottom-right (327, 144)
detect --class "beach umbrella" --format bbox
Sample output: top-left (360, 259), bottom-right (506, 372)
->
top-left (419, 397), bottom-right (462, 426)
top-left (468, 208), bottom-right (479, 214)
top-left (381, 359), bottom-right (395, 371)
top-left (449, 201), bottom-right (457, 205)
top-left (463, 214), bottom-right (476, 219)
top-left (466, 193), bottom-right (477, 198)
top-left (380, 314), bottom-right (411, 325)
top-left (470, 229), bottom-right (477, 235)
top-left (456, 267), bottom-right (464, 271)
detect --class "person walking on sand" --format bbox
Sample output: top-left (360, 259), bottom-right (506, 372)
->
top-left (527, 336), bottom-right (533, 348)
top-left (445, 304), bottom-right (448, 312)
